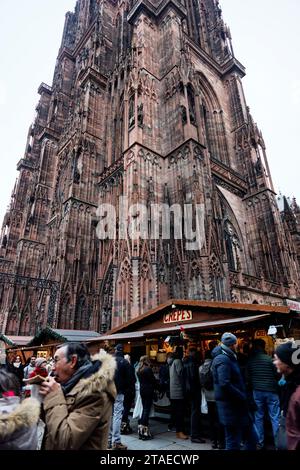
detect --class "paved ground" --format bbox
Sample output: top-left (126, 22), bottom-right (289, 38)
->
top-left (120, 418), bottom-right (213, 451)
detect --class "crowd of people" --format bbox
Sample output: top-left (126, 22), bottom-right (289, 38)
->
top-left (0, 335), bottom-right (299, 451)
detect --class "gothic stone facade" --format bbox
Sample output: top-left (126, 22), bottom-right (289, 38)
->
top-left (1, 0), bottom-right (300, 335)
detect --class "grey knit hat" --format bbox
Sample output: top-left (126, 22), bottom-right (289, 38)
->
top-left (35, 357), bottom-right (47, 368)
top-left (221, 332), bottom-right (238, 346)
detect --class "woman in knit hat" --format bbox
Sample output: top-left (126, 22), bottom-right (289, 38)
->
top-left (274, 341), bottom-right (300, 450)
top-left (28, 358), bottom-right (49, 404)
top-left (29, 358), bottom-right (48, 380)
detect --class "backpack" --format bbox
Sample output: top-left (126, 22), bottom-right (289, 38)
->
top-left (199, 361), bottom-right (214, 391)
top-left (159, 363), bottom-right (170, 394)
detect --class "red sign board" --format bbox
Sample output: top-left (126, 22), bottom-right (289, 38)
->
top-left (286, 299), bottom-right (300, 312)
top-left (164, 310), bottom-right (193, 324)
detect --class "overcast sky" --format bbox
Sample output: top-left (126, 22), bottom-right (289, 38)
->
top-left (0, 0), bottom-right (299, 226)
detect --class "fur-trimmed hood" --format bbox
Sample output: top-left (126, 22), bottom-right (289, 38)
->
top-left (42, 350), bottom-right (117, 450)
top-left (0, 397), bottom-right (40, 443)
top-left (72, 350), bottom-right (117, 400)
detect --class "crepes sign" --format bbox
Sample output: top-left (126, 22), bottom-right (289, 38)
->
top-left (285, 299), bottom-right (300, 313)
top-left (164, 310), bottom-right (193, 324)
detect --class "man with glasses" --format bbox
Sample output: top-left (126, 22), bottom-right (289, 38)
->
top-left (39, 342), bottom-right (116, 450)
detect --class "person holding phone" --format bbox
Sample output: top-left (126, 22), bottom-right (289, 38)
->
top-left (39, 342), bottom-right (116, 450)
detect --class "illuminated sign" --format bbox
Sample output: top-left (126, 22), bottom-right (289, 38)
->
top-left (255, 329), bottom-right (267, 337)
top-left (164, 310), bottom-right (193, 324)
top-left (285, 299), bottom-right (300, 312)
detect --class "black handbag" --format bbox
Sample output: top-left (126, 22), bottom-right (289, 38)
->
top-left (275, 412), bottom-right (287, 450)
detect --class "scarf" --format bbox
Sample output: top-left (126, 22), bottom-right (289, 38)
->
top-left (221, 343), bottom-right (237, 360)
top-left (61, 359), bottom-right (102, 395)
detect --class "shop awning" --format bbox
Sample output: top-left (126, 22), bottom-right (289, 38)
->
top-left (97, 313), bottom-right (271, 341)
top-left (141, 313), bottom-right (271, 336)
top-left (89, 331), bottom-right (145, 341)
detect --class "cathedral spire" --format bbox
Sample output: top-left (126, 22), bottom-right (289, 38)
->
top-left (0, 0), bottom-right (299, 335)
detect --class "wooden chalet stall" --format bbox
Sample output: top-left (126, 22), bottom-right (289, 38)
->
top-left (94, 299), bottom-right (297, 364)
top-left (91, 299), bottom-right (297, 416)
top-left (4, 327), bottom-right (102, 363)
top-left (0, 334), bottom-right (34, 365)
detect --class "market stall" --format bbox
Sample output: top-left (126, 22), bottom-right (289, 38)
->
top-left (4, 327), bottom-right (102, 363)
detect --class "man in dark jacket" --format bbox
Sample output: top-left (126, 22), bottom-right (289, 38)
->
top-left (108, 344), bottom-right (131, 450)
top-left (274, 341), bottom-right (300, 450)
top-left (183, 348), bottom-right (205, 443)
top-left (121, 354), bottom-right (136, 435)
top-left (246, 339), bottom-right (280, 449)
top-left (212, 333), bottom-right (257, 450)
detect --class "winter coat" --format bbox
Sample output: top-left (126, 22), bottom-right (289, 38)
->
top-left (212, 345), bottom-right (249, 426)
top-left (114, 352), bottom-right (131, 395)
top-left (137, 366), bottom-right (157, 398)
top-left (169, 357), bottom-right (184, 400)
top-left (42, 351), bottom-right (117, 450)
top-left (286, 384), bottom-right (300, 450)
top-left (29, 366), bottom-right (48, 379)
top-left (246, 351), bottom-right (279, 393)
top-left (0, 396), bottom-right (40, 449)
top-left (182, 356), bottom-right (200, 398)
top-left (125, 363), bottom-right (136, 397)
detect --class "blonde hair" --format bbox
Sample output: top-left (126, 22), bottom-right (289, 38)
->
top-left (137, 355), bottom-right (151, 373)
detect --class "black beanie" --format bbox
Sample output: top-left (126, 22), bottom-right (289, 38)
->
top-left (115, 344), bottom-right (123, 353)
top-left (275, 341), bottom-right (300, 369)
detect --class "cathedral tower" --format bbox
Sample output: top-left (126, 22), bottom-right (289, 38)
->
top-left (1, 0), bottom-right (299, 334)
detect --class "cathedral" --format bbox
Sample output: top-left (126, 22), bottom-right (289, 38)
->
top-left (1, 0), bottom-right (300, 336)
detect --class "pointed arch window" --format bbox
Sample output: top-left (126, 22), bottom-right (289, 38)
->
top-left (187, 84), bottom-right (196, 125)
top-left (188, 260), bottom-right (203, 300)
top-left (20, 314), bottom-right (30, 335)
top-left (74, 295), bottom-right (88, 330)
top-left (128, 94), bottom-right (135, 129)
top-left (100, 265), bottom-right (113, 333)
top-left (6, 310), bottom-right (18, 335)
top-left (210, 256), bottom-right (225, 301)
top-left (202, 104), bottom-right (213, 156)
top-left (118, 259), bottom-right (132, 323)
top-left (224, 221), bottom-right (241, 271)
top-left (58, 296), bottom-right (71, 329)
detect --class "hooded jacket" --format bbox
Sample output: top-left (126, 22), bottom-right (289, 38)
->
top-left (42, 351), bottom-right (117, 450)
top-left (168, 357), bottom-right (184, 400)
top-left (114, 352), bottom-right (131, 394)
top-left (0, 396), bottom-right (40, 449)
top-left (282, 370), bottom-right (300, 450)
top-left (212, 345), bottom-right (248, 426)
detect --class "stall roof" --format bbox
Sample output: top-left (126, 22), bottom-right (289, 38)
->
top-left (52, 329), bottom-right (101, 341)
top-left (27, 327), bottom-right (101, 346)
top-left (95, 313), bottom-right (271, 341)
top-left (0, 334), bottom-right (33, 346)
top-left (107, 299), bottom-right (289, 335)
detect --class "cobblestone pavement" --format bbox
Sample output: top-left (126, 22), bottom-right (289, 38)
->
top-left (120, 418), bottom-right (213, 451)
